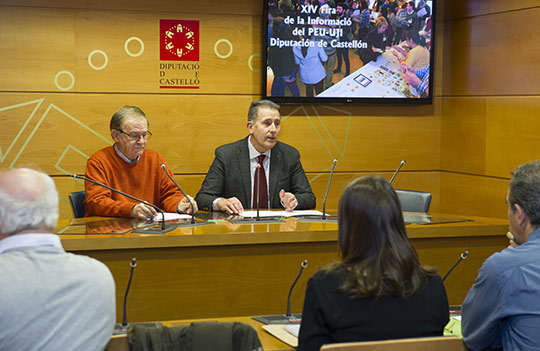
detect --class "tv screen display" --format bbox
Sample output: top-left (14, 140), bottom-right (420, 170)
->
top-left (263, 0), bottom-right (435, 104)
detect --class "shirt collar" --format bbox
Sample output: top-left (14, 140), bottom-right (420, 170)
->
top-left (0, 233), bottom-right (63, 254)
top-left (114, 144), bottom-right (140, 164)
top-left (247, 135), bottom-right (272, 160)
top-left (527, 227), bottom-right (540, 241)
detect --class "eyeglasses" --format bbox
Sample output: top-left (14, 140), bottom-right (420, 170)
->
top-left (117, 129), bottom-right (152, 141)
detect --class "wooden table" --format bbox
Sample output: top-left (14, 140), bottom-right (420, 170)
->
top-left (56, 213), bottom-right (508, 323)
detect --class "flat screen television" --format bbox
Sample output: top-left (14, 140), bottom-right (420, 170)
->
top-left (263, 0), bottom-right (435, 104)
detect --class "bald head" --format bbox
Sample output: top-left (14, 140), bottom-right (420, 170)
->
top-left (0, 168), bottom-right (47, 202)
top-left (0, 168), bottom-right (59, 236)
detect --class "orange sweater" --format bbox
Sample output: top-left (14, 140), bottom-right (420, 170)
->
top-left (84, 146), bottom-right (184, 217)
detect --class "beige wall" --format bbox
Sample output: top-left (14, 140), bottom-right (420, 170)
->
top-left (0, 0), bottom-right (443, 220)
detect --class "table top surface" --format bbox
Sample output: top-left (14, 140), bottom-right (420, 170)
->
top-left (55, 212), bottom-right (508, 252)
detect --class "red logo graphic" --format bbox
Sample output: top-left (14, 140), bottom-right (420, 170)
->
top-left (160, 20), bottom-right (199, 61)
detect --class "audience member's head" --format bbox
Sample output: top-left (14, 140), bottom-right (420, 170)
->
top-left (375, 16), bottom-right (389, 31)
top-left (272, 16), bottom-right (293, 40)
top-left (404, 29), bottom-right (426, 47)
top-left (508, 160), bottom-right (540, 227)
top-left (335, 176), bottom-right (435, 297)
top-left (507, 161), bottom-right (540, 245)
top-left (0, 168), bottom-right (59, 236)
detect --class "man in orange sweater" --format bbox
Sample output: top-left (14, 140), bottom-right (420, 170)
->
top-left (84, 105), bottom-right (197, 219)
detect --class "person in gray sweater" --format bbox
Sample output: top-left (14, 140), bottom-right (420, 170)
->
top-left (0, 168), bottom-right (116, 351)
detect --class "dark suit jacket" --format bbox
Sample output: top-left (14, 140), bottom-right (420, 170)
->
top-left (196, 137), bottom-right (316, 211)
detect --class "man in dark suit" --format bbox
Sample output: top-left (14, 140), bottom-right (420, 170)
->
top-left (196, 100), bottom-right (316, 214)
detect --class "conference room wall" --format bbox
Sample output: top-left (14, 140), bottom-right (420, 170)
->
top-left (440, 1), bottom-right (540, 218)
top-left (0, 2), bottom-right (444, 220)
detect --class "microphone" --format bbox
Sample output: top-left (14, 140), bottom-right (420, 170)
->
top-left (286, 259), bottom-right (308, 317)
top-left (256, 163), bottom-right (262, 221)
top-left (114, 258), bottom-right (162, 334)
top-left (389, 159), bottom-right (406, 184)
top-left (252, 259), bottom-right (308, 324)
top-left (70, 174), bottom-right (166, 230)
top-left (442, 251), bottom-right (468, 282)
top-left (228, 161), bottom-right (283, 225)
top-left (122, 258), bottom-right (137, 328)
top-left (160, 163), bottom-right (195, 224)
top-left (322, 159), bottom-right (338, 220)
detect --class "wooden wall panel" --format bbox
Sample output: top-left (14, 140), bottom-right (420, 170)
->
top-left (441, 97), bottom-right (486, 174)
top-left (440, 2), bottom-right (540, 217)
top-left (0, 8), bottom-right (75, 92)
top-left (74, 11), bottom-right (261, 94)
top-left (0, 7), bottom-right (261, 94)
top-left (442, 96), bottom-right (540, 179)
top-left (0, 93), bottom-right (254, 175)
top-left (444, 0), bottom-right (540, 20)
top-left (442, 7), bottom-right (540, 96)
top-left (439, 172), bottom-right (508, 219)
top-left (485, 97), bottom-right (540, 177)
top-left (280, 103), bottom-right (441, 172)
top-left (0, 0), bottom-right (261, 15)
top-left (0, 93), bottom-right (441, 174)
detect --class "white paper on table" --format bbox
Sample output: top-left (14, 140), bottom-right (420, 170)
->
top-left (239, 210), bottom-right (282, 218)
top-left (239, 210), bottom-right (325, 218)
top-left (152, 212), bottom-right (193, 221)
top-left (284, 210), bottom-right (325, 217)
top-left (284, 324), bottom-right (300, 337)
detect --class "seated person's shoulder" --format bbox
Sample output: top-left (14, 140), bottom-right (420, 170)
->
top-left (88, 145), bottom-right (114, 160)
top-left (275, 141), bottom-right (301, 156)
top-left (215, 139), bottom-right (246, 156)
top-left (310, 265), bottom-right (347, 285)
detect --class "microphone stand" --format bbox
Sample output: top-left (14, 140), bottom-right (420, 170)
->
top-left (122, 258), bottom-right (137, 328)
top-left (229, 162), bottom-right (284, 224)
top-left (113, 258), bottom-right (162, 334)
top-left (286, 260), bottom-right (308, 318)
top-left (252, 259), bottom-right (308, 324)
top-left (322, 159), bottom-right (337, 220)
top-left (71, 174), bottom-right (176, 234)
top-left (299, 159), bottom-right (338, 223)
top-left (389, 159), bottom-right (406, 184)
top-left (160, 164), bottom-right (213, 228)
top-left (442, 251), bottom-right (469, 282)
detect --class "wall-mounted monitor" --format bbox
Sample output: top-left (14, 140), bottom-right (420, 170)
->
top-left (263, 0), bottom-right (435, 104)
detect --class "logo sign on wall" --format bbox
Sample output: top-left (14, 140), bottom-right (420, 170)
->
top-left (159, 19), bottom-right (200, 89)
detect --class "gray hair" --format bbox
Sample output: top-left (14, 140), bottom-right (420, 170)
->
top-left (247, 100), bottom-right (280, 123)
top-left (110, 105), bottom-right (148, 131)
top-left (0, 170), bottom-right (59, 235)
top-left (509, 160), bottom-right (540, 227)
